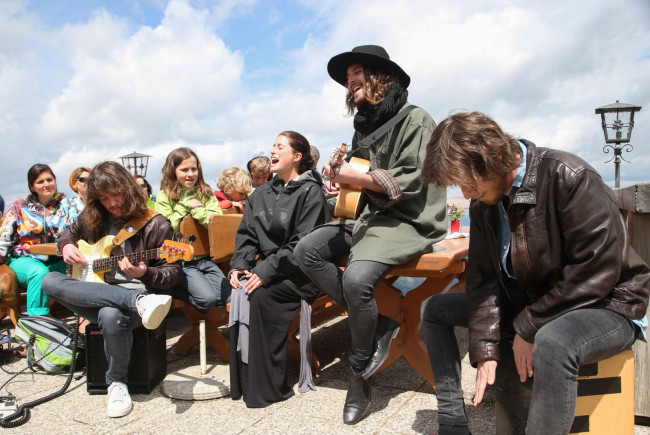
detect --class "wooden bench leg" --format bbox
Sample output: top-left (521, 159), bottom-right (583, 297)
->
top-left (175, 302), bottom-right (230, 362)
top-left (287, 296), bottom-right (347, 374)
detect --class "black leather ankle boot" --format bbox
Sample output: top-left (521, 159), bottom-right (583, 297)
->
top-left (343, 368), bottom-right (372, 425)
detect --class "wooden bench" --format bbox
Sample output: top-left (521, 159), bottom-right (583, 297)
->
top-left (173, 214), bottom-right (236, 359)
top-left (285, 237), bottom-right (468, 380)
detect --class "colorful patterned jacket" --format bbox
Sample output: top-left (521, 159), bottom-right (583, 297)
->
top-left (0, 193), bottom-right (69, 263)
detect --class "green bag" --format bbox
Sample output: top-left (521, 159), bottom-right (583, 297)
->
top-left (14, 316), bottom-right (84, 374)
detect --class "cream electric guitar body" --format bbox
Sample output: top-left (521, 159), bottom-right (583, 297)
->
top-left (69, 236), bottom-right (193, 283)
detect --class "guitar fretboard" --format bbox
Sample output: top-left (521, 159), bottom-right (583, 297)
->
top-left (91, 248), bottom-right (162, 273)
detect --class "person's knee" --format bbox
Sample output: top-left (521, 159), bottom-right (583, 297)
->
top-left (532, 327), bottom-right (574, 372)
top-left (98, 307), bottom-right (132, 334)
top-left (294, 238), bottom-right (317, 269)
top-left (341, 273), bottom-right (374, 309)
top-left (41, 272), bottom-right (64, 296)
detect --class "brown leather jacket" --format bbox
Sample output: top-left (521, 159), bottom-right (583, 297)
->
top-left (58, 213), bottom-right (181, 293)
top-left (466, 140), bottom-right (649, 366)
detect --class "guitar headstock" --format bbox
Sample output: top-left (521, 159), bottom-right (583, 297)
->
top-left (160, 241), bottom-right (194, 263)
top-left (329, 143), bottom-right (348, 175)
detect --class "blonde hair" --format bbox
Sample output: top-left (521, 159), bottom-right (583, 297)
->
top-left (68, 167), bottom-right (92, 193)
top-left (216, 167), bottom-right (253, 195)
top-left (247, 156), bottom-right (271, 177)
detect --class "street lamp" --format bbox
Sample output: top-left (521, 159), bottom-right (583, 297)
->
top-left (119, 151), bottom-right (152, 177)
top-left (595, 101), bottom-right (642, 188)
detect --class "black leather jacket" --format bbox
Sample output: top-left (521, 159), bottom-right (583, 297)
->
top-left (467, 140), bottom-right (649, 366)
top-left (58, 213), bottom-right (181, 292)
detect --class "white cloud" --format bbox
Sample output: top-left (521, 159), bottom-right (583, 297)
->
top-left (1, 0), bottom-right (649, 207)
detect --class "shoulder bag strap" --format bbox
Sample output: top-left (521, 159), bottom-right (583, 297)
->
top-left (355, 104), bottom-right (418, 150)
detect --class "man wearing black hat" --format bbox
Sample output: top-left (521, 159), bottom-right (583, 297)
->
top-left (295, 45), bottom-right (447, 424)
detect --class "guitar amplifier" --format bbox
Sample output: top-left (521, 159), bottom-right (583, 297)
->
top-left (85, 322), bottom-right (167, 395)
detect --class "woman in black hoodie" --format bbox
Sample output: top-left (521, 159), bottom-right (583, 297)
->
top-left (228, 131), bottom-right (330, 408)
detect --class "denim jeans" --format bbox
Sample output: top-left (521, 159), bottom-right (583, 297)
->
top-left (421, 292), bottom-right (470, 432)
top-left (42, 271), bottom-right (144, 384)
top-left (294, 224), bottom-right (394, 371)
top-left (173, 258), bottom-right (231, 311)
top-left (10, 256), bottom-right (67, 316)
top-left (420, 292), bottom-right (637, 435)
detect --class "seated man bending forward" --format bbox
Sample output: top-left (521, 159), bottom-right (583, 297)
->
top-left (420, 111), bottom-right (649, 435)
top-left (43, 161), bottom-right (181, 418)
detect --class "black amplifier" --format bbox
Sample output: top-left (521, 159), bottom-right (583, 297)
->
top-left (85, 322), bottom-right (167, 395)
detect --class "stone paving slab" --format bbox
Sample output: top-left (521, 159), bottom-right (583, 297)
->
top-left (0, 310), bottom-right (648, 434)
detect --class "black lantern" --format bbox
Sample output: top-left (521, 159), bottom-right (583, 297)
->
top-left (119, 151), bottom-right (151, 177)
top-left (595, 101), bottom-right (642, 188)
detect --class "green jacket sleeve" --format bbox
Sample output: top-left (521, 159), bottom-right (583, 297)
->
top-left (189, 193), bottom-right (223, 228)
top-left (155, 190), bottom-right (191, 232)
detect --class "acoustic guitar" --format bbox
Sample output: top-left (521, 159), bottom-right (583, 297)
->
top-left (329, 143), bottom-right (370, 219)
top-left (30, 238), bottom-right (193, 283)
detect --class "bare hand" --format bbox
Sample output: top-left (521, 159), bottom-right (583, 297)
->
top-left (322, 161), bottom-right (341, 196)
top-left (186, 198), bottom-right (204, 209)
top-left (474, 360), bottom-right (497, 406)
top-left (513, 334), bottom-right (534, 382)
top-left (118, 256), bottom-right (146, 279)
top-left (229, 269), bottom-right (248, 288)
top-left (62, 244), bottom-right (87, 265)
top-left (243, 272), bottom-right (263, 293)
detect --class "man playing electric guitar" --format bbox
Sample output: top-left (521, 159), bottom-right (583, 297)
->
top-left (295, 45), bottom-right (447, 425)
top-left (42, 161), bottom-right (182, 419)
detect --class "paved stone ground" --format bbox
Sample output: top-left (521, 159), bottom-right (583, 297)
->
top-left (0, 309), bottom-right (647, 434)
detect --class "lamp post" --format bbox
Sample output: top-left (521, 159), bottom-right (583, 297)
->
top-left (595, 101), bottom-right (642, 188)
top-left (119, 151), bottom-right (152, 177)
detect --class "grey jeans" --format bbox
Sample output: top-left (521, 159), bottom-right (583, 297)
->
top-left (42, 271), bottom-right (144, 384)
top-left (294, 223), bottom-right (394, 371)
top-left (420, 292), bottom-right (637, 435)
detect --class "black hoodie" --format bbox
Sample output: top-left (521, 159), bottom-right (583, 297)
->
top-left (230, 169), bottom-right (329, 301)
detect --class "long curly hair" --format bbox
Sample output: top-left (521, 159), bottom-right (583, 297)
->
top-left (160, 147), bottom-right (214, 202)
top-left (82, 161), bottom-right (148, 229)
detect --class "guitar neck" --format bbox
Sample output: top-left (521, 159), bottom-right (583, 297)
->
top-left (91, 248), bottom-right (161, 273)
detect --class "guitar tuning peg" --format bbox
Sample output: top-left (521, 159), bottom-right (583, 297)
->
top-left (188, 235), bottom-right (196, 245)
top-left (175, 232), bottom-right (183, 242)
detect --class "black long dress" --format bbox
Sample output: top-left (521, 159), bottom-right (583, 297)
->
top-left (228, 170), bottom-right (328, 408)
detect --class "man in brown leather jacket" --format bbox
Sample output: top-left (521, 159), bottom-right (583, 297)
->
top-left (43, 161), bottom-right (181, 419)
top-left (420, 111), bottom-right (649, 435)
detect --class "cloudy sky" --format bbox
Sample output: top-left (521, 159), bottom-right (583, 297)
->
top-left (1, 0), bottom-right (649, 205)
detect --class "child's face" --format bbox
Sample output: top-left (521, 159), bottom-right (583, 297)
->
top-left (251, 174), bottom-right (269, 186)
top-left (175, 157), bottom-right (198, 189)
top-left (227, 189), bottom-right (247, 202)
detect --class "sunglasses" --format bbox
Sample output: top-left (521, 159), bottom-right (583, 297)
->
top-left (77, 177), bottom-right (88, 183)
top-left (139, 183), bottom-right (148, 188)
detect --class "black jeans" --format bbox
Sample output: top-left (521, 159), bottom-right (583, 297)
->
top-left (420, 292), bottom-right (637, 435)
top-left (295, 224), bottom-right (394, 371)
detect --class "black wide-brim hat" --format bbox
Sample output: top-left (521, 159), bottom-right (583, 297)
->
top-left (327, 45), bottom-right (410, 88)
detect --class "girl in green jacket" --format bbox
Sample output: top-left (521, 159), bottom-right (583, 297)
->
top-left (156, 148), bottom-right (230, 311)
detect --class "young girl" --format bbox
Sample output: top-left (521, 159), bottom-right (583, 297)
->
top-left (156, 147), bottom-right (230, 311)
top-left (229, 131), bottom-right (329, 408)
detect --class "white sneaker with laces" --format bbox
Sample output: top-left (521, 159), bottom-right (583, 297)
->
top-left (136, 293), bottom-right (172, 329)
top-left (107, 381), bottom-right (133, 418)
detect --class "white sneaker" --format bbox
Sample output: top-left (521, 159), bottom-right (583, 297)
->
top-left (136, 293), bottom-right (172, 329)
top-left (107, 381), bottom-right (133, 418)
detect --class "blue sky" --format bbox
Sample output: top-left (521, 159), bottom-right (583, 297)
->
top-left (1, 0), bottom-right (650, 205)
